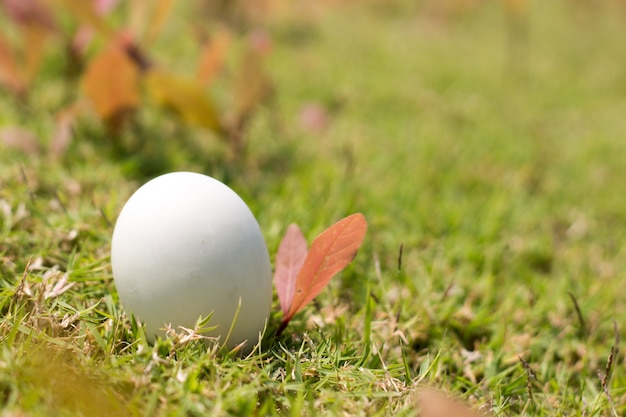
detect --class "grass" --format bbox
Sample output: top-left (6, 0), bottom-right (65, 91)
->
top-left (2, 0), bottom-right (626, 415)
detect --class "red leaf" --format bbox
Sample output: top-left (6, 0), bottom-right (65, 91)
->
top-left (284, 213), bottom-right (367, 323)
top-left (274, 224), bottom-right (308, 315)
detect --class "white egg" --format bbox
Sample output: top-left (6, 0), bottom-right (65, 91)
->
top-left (111, 172), bottom-right (272, 349)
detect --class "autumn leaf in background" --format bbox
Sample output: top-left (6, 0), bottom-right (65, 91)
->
top-left (197, 28), bottom-right (230, 86)
top-left (274, 213), bottom-right (368, 336)
top-left (81, 38), bottom-right (140, 126)
top-left (0, 34), bottom-right (25, 94)
top-left (144, 70), bottom-right (222, 133)
top-left (0, 0), bottom-right (57, 95)
top-left (0, 0), bottom-right (274, 162)
top-left (414, 387), bottom-right (488, 417)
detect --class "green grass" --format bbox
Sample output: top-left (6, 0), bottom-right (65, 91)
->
top-left (2, 1), bottom-right (626, 415)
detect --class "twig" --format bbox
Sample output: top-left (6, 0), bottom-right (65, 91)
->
top-left (598, 321), bottom-right (619, 417)
top-left (518, 355), bottom-right (537, 405)
top-left (568, 291), bottom-right (587, 337)
top-left (275, 319), bottom-right (289, 338)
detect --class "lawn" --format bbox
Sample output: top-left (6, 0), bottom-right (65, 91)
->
top-left (2, 0), bottom-right (626, 415)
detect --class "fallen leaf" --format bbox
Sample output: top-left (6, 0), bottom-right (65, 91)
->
top-left (0, 33), bottom-right (25, 93)
top-left (22, 23), bottom-right (49, 83)
top-left (0, 0), bottom-right (56, 90)
top-left (274, 224), bottom-right (308, 315)
top-left (82, 41), bottom-right (140, 122)
top-left (414, 387), bottom-right (487, 417)
top-left (284, 213), bottom-right (367, 324)
top-left (197, 28), bottom-right (230, 86)
top-left (145, 69), bottom-right (222, 132)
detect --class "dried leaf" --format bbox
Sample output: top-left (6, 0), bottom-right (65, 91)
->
top-left (197, 28), bottom-right (230, 86)
top-left (0, 0), bottom-right (55, 90)
top-left (284, 213), bottom-right (367, 323)
top-left (0, 33), bottom-right (25, 93)
top-left (82, 42), bottom-right (140, 121)
top-left (145, 69), bottom-right (222, 132)
top-left (274, 224), bottom-right (308, 315)
top-left (22, 23), bottom-right (48, 83)
top-left (414, 388), bottom-right (487, 417)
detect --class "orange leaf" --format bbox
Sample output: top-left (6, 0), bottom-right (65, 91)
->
top-left (0, 34), bottom-right (25, 93)
top-left (82, 42), bottom-right (140, 121)
top-left (415, 388), bottom-right (487, 417)
top-left (22, 23), bottom-right (48, 83)
top-left (274, 224), bottom-right (308, 315)
top-left (285, 213), bottom-right (367, 323)
top-left (197, 28), bottom-right (230, 86)
top-left (145, 69), bottom-right (222, 132)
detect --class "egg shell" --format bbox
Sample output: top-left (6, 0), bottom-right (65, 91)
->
top-left (111, 172), bottom-right (272, 349)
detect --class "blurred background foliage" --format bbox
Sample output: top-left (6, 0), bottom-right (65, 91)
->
top-left (0, 0), bottom-right (622, 178)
